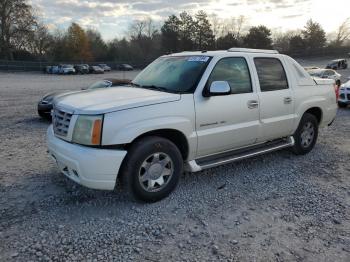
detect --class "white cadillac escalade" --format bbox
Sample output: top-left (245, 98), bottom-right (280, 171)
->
top-left (47, 48), bottom-right (337, 202)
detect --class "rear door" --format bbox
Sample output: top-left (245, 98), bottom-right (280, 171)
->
top-left (252, 57), bottom-right (295, 142)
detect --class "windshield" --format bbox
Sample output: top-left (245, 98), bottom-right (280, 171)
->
top-left (88, 80), bottom-right (112, 89)
top-left (308, 70), bottom-right (323, 77)
top-left (132, 55), bottom-right (211, 93)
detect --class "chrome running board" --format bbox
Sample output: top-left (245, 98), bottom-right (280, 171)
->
top-left (186, 136), bottom-right (294, 172)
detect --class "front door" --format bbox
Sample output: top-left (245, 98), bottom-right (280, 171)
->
top-left (195, 57), bottom-right (260, 157)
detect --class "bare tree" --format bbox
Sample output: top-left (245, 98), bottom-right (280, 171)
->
top-left (334, 17), bottom-right (350, 46)
top-left (30, 22), bottom-right (52, 57)
top-left (220, 15), bottom-right (248, 39)
top-left (129, 17), bottom-right (158, 39)
top-left (234, 15), bottom-right (247, 39)
top-left (128, 19), bottom-right (146, 39)
top-left (209, 13), bottom-right (222, 39)
top-left (145, 18), bottom-right (158, 38)
top-left (0, 0), bottom-right (37, 59)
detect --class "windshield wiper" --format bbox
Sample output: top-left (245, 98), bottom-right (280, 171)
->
top-left (140, 85), bottom-right (172, 93)
top-left (131, 83), bottom-right (180, 93)
top-left (129, 82), bottom-right (141, 87)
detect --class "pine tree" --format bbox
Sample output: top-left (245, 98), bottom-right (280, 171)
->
top-left (194, 10), bottom-right (215, 50)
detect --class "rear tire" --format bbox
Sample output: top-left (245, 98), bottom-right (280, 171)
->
top-left (120, 136), bottom-right (183, 202)
top-left (292, 113), bottom-right (319, 155)
top-left (338, 102), bottom-right (347, 108)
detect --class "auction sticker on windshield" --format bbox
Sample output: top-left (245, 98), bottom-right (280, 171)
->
top-left (188, 56), bottom-right (210, 62)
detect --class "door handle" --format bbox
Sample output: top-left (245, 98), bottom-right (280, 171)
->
top-left (284, 97), bottom-right (292, 104)
top-left (247, 100), bottom-right (259, 109)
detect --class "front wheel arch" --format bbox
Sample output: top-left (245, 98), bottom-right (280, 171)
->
top-left (119, 135), bottom-right (183, 202)
top-left (126, 129), bottom-right (189, 161)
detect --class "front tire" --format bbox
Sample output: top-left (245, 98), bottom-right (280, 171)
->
top-left (292, 113), bottom-right (319, 155)
top-left (38, 110), bottom-right (51, 120)
top-left (120, 136), bottom-right (183, 202)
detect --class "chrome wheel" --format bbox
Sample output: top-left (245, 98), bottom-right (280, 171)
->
top-left (138, 152), bottom-right (174, 192)
top-left (300, 122), bottom-right (315, 148)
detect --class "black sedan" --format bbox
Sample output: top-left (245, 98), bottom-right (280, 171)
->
top-left (74, 64), bottom-right (89, 74)
top-left (37, 78), bottom-right (131, 119)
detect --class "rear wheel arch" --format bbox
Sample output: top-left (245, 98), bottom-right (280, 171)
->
top-left (303, 107), bottom-right (322, 124)
top-left (292, 112), bottom-right (319, 155)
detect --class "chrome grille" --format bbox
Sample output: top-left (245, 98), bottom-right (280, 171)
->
top-left (52, 108), bottom-right (72, 137)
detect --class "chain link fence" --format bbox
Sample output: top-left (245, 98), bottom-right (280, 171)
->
top-left (1, 47), bottom-right (350, 72)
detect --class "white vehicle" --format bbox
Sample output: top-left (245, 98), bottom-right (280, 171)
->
top-left (98, 64), bottom-right (111, 72)
top-left (47, 48), bottom-right (337, 202)
top-left (59, 64), bottom-right (75, 75)
top-left (307, 68), bottom-right (341, 85)
top-left (338, 80), bottom-right (350, 107)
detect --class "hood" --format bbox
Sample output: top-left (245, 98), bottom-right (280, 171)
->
top-left (54, 86), bottom-right (181, 114)
top-left (340, 80), bottom-right (350, 88)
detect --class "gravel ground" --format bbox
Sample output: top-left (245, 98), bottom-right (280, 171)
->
top-left (0, 69), bottom-right (350, 262)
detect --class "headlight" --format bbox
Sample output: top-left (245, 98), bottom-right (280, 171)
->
top-left (72, 115), bottom-right (103, 146)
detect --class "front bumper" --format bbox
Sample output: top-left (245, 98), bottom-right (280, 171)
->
top-left (47, 126), bottom-right (127, 190)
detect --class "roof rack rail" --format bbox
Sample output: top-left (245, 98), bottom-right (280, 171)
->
top-left (227, 48), bottom-right (279, 54)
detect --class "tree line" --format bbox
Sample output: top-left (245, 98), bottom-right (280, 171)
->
top-left (1, 0), bottom-right (350, 63)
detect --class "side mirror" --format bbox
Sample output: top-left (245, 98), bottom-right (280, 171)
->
top-left (208, 81), bottom-right (231, 96)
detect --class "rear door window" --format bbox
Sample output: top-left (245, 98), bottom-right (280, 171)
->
top-left (254, 58), bottom-right (288, 92)
top-left (326, 70), bottom-right (335, 76)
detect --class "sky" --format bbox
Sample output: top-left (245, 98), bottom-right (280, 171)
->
top-left (29, 0), bottom-right (350, 40)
